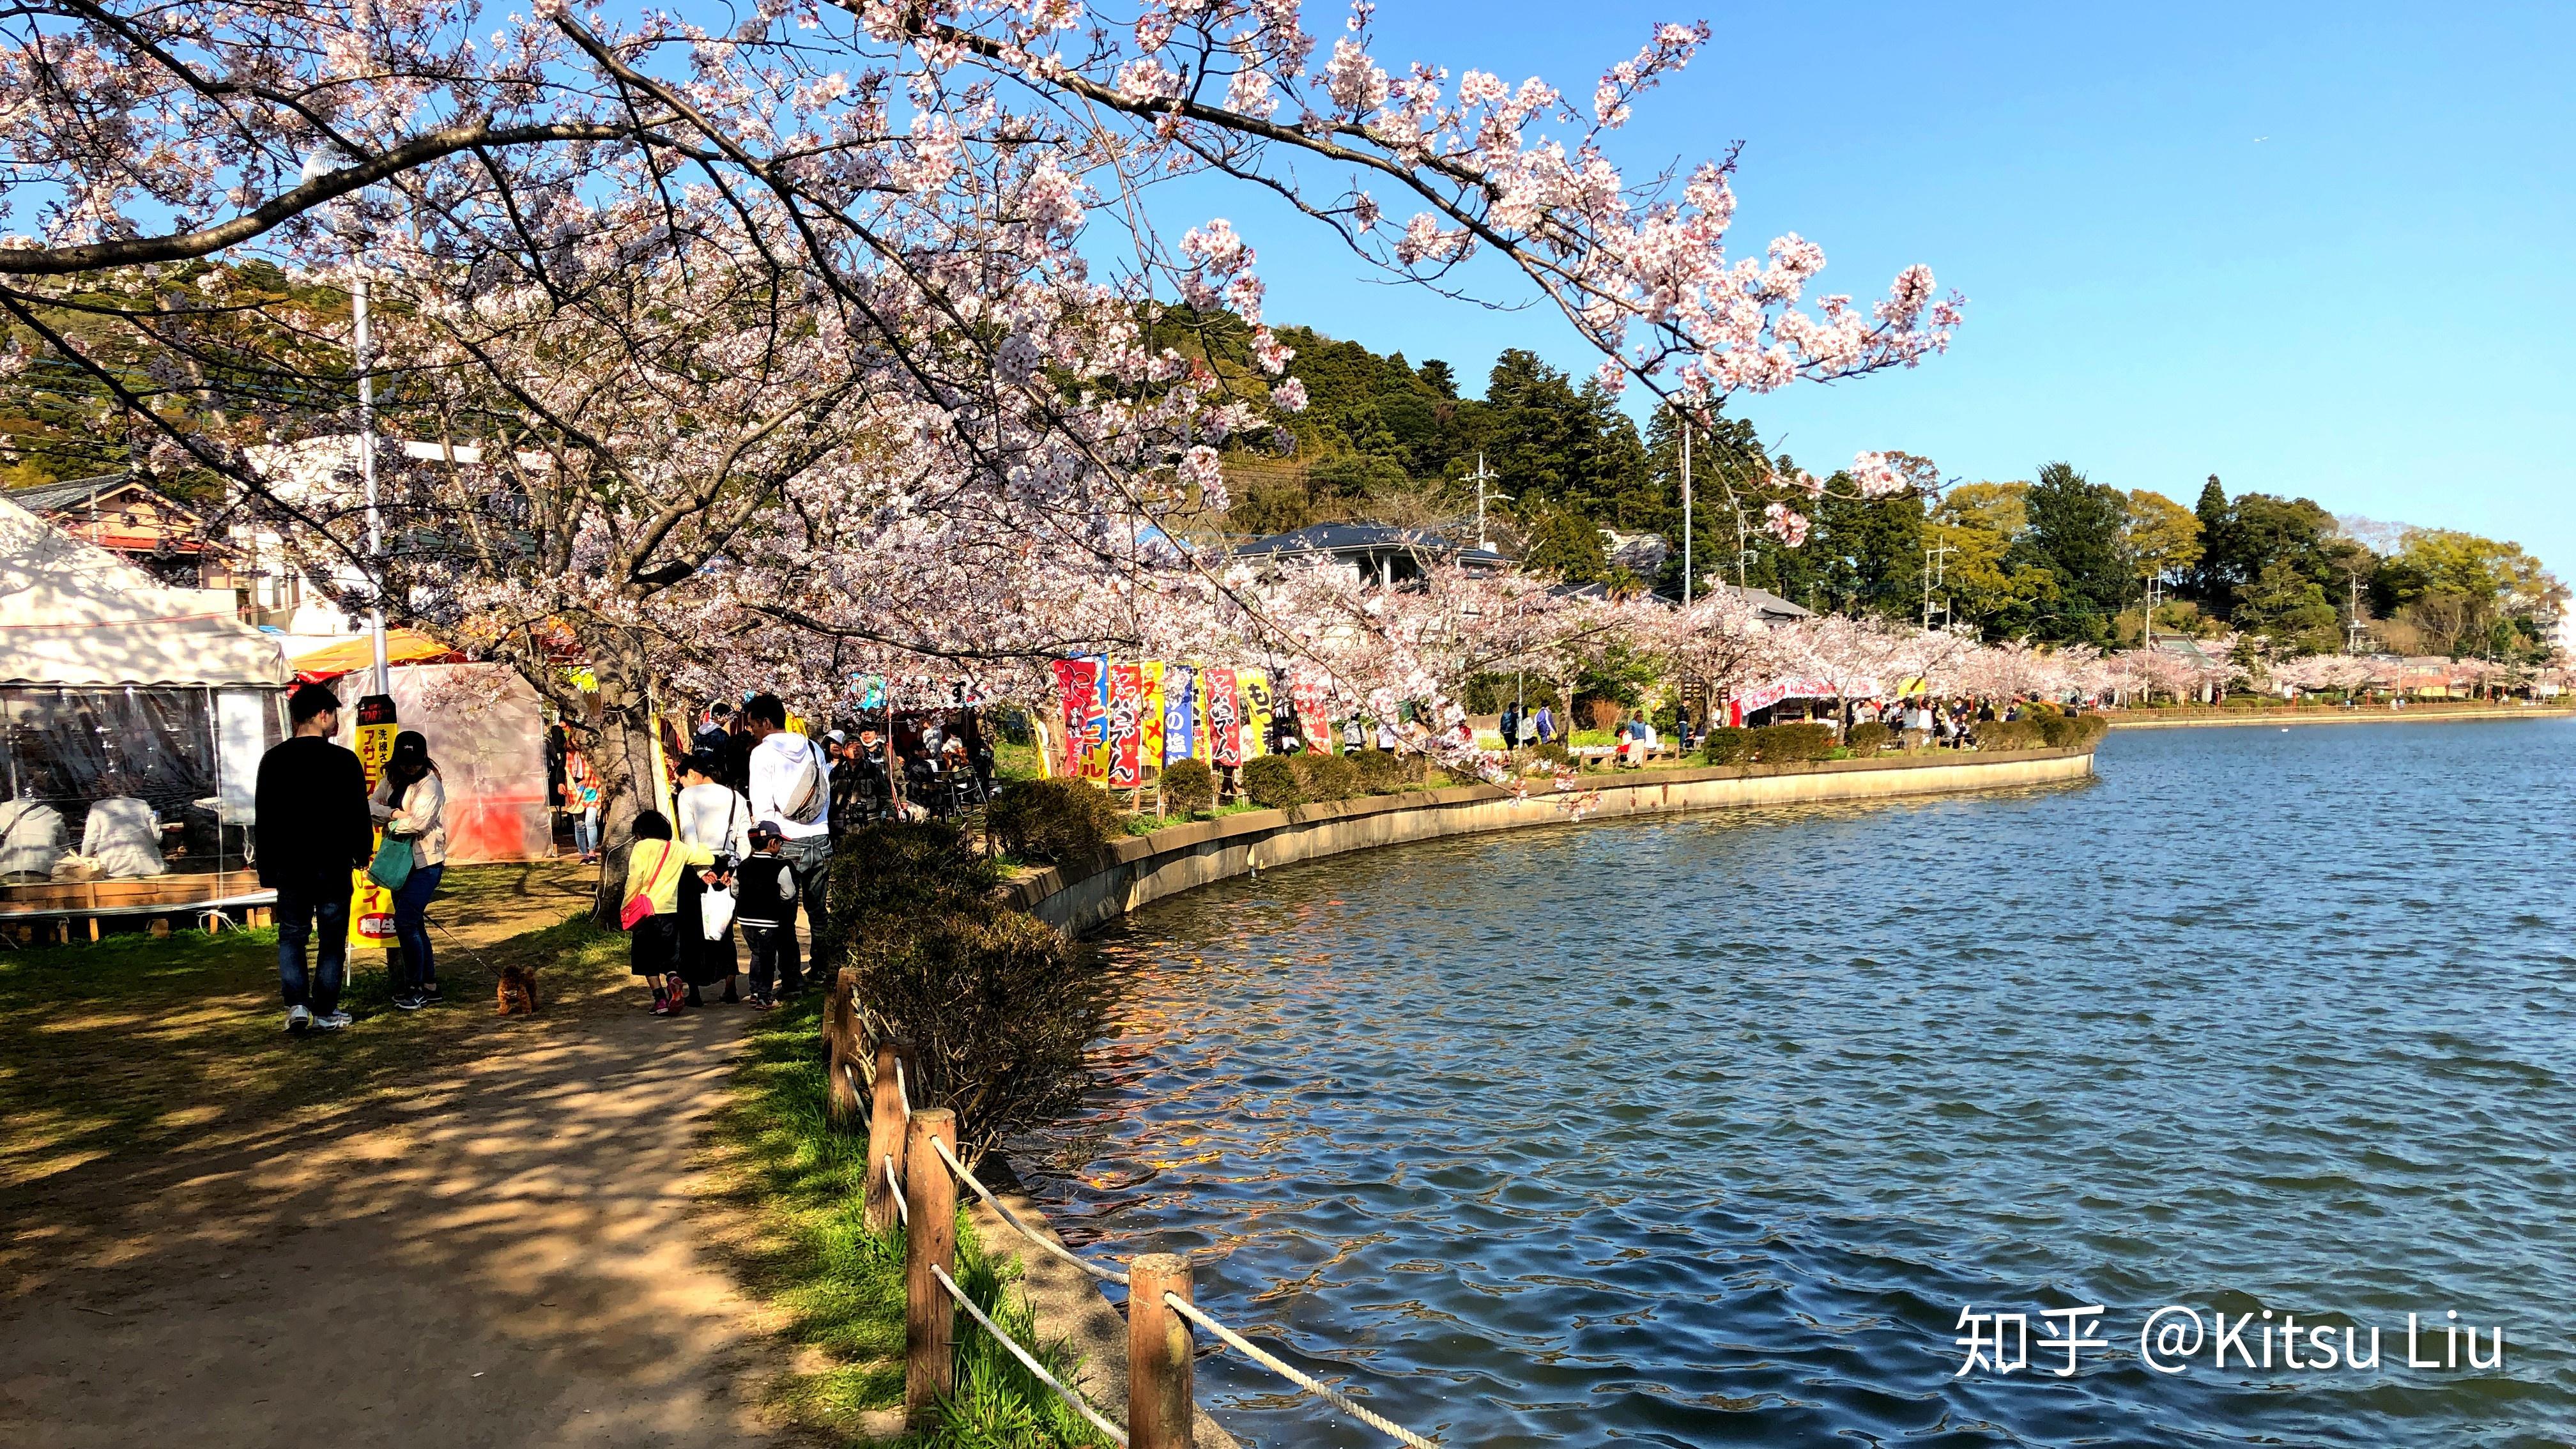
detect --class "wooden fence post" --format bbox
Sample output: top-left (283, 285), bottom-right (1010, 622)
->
top-left (863, 1038), bottom-right (914, 1232)
top-left (903, 1107), bottom-right (958, 1430)
top-left (1127, 1253), bottom-right (1195, 1449)
top-left (824, 967), bottom-right (862, 1130)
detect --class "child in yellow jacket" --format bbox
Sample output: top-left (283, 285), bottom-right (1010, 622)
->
top-left (622, 810), bottom-right (717, 1016)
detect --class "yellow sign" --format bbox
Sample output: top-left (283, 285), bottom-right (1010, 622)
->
top-left (348, 716), bottom-right (397, 949)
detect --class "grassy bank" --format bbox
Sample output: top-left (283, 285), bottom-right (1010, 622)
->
top-left (712, 988), bottom-right (1110, 1447)
top-left (0, 859), bottom-right (617, 1192)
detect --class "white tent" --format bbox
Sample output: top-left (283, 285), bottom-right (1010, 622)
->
top-left (0, 493), bottom-right (288, 688)
top-left (1, 493), bottom-right (288, 891)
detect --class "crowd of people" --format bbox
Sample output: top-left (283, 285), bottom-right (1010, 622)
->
top-left (252, 676), bottom-right (1006, 1034)
top-left (613, 691), bottom-right (997, 1018)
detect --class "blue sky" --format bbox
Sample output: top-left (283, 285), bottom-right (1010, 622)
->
top-left (1146, 1), bottom-right (2575, 567)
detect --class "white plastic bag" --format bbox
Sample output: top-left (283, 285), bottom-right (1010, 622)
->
top-left (700, 882), bottom-right (737, 939)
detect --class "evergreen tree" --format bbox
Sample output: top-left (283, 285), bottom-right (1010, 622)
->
top-left (2012, 461), bottom-right (2129, 643)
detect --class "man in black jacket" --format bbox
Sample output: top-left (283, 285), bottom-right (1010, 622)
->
top-left (255, 683), bottom-right (375, 1033)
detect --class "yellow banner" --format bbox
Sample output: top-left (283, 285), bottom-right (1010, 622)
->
top-left (1239, 669), bottom-right (1272, 759)
top-left (348, 717), bottom-right (397, 950)
top-left (1138, 661), bottom-right (1166, 773)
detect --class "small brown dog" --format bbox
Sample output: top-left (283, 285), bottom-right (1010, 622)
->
top-left (496, 962), bottom-right (542, 1015)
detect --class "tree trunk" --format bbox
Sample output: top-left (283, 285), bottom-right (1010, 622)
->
top-left (583, 629), bottom-right (668, 925)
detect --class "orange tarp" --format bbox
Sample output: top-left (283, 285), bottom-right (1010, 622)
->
top-left (289, 629), bottom-right (466, 684)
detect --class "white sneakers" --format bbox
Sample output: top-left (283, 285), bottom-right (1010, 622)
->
top-left (286, 1004), bottom-right (312, 1033)
top-left (314, 1009), bottom-right (353, 1032)
top-left (284, 1005), bottom-right (351, 1032)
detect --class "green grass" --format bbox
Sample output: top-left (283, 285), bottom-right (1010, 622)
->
top-left (0, 868), bottom-right (622, 1190)
top-left (714, 991), bottom-right (1110, 1446)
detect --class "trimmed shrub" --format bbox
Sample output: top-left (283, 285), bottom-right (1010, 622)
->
top-left (985, 776), bottom-right (1121, 864)
top-left (1846, 721), bottom-right (1892, 754)
top-left (1751, 722), bottom-right (1835, 763)
top-left (1241, 754), bottom-right (1304, 809)
top-left (1979, 719), bottom-right (2042, 751)
top-left (2033, 712), bottom-right (2076, 747)
top-left (1294, 751), bottom-right (1360, 802)
top-left (1160, 758), bottom-right (1215, 817)
top-left (1699, 726), bottom-right (1751, 765)
top-left (2071, 713), bottom-right (2111, 747)
top-left (1352, 749), bottom-right (1423, 794)
top-left (823, 821), bottom-right (1099, 1163)
top-left (1531, 740), bottom-right (1572, 767)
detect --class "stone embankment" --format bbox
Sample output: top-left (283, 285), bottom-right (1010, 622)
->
top-left (1009, 745), bottom-right (2096, 935)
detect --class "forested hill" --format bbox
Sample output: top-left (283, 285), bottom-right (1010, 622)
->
top-left (1208, 317), bottom-right (2564, 663)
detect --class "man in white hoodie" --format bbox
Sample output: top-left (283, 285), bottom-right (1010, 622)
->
top-left (742, 692), bottom-right (832, 984)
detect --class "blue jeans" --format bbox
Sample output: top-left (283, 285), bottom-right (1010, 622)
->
top-left (392, 862), bottom-right (445, 994)
top-left (277, 878), bottom-right (351, 1015)
top-left (572, 808), bottom-right (599, 856)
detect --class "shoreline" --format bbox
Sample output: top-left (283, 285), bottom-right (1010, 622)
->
top-left (2104, 705), bottom-right (2574, 730)
top-left (1010, 744), bottom-right (2097, 937)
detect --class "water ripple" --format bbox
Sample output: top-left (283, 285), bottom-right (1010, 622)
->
top-left (1025, 721), bottom-right (2576, 1446)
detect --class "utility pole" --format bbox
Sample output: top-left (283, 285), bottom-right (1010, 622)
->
top-left (1921, 542), bottom-right (1955, 632)
top-left (355, 266), bottom-right (388, 697)
top-left (2142, 571), bottom-right (2162, 648)
top-left (2345, 569), bottom-right (2365, 654)
top-left (1679, 420), bottom-right (1693, 604)
top-left (1466, 452), bottom-right (1508, 552)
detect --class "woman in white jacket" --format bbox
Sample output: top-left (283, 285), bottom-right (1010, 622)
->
top-left (671, 750), bottom-right (753, 1007)
top-left (371, 730), bottom-right (448, 1010)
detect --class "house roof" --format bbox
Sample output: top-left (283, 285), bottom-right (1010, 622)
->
top-left (5, 471), bottom-right (158, 515)
top-left (1724, 584), bottom-right (1812, 621)
top-left (1234, 521), bottom-right (1510, 569)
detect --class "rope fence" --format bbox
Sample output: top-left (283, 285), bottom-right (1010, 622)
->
top-left (826, 970), bottom-right (1437, 1446)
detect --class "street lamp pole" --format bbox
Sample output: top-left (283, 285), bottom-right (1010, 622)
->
top-left (1680, 420), bottom-right (1692, 604)
top-left (355, 267), bottom-right (387, 697)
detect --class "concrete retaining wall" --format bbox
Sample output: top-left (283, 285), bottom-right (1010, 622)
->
top-left (1007, 746), bottom-right (2097, 935)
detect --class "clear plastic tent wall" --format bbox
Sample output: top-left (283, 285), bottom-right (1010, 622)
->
top-left (331, 662), bottom-right (550, 864)
top-left (0, 685), bottom-right (284, 884)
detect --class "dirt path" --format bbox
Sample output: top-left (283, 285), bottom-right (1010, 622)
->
top-left (0, 929), bottom-right (799, 1447)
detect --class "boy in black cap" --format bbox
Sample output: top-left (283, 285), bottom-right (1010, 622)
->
top-left (735, 819), bottom-right (802, 1008)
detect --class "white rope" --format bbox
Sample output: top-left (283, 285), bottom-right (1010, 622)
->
top-left (931, 1264), bottom-right (1129, 1446)
top-left (1162, 1294), bottom-right (1437, 1449)
top-left (894, 1058), bottom-right (912, 1118)
top-left (931, 1137), bottom-right (1128, 1284)
top-left (884, 1155), bottom-right (908, 1227)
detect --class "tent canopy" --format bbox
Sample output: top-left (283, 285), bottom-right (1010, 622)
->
top-left (0, 494), bottom-right (288, 687)
top-left (288, 628), bottom-right (465, 684)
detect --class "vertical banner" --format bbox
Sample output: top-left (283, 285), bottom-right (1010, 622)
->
top-left (1138, 662), bottom-right (1167, 772)
top-left (1291, 673), bottom-right (1333, 753)
top-left (1050, 659), bottom-right (1101, 778)
top-left (1106, 661), bottom-right (1146, 789)
top-left (348, 693), bottom-right (398, 949)
top-left (1084, 659), bottom-right (1113, 781)
top-left (1239, 670), bottom-right (1273, 759)
top-left (1205, 666), bottom-right (1243, 767)
top-left (1163, 664), bottom-right (1197, 763)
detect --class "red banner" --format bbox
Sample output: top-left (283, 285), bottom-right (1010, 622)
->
top-left (1290, 673), bottom-right (1333, 753)
top-left (1106, 662), bottom-right (1146, 788)
top-left (1052, 658), bottom-right (1103, 778)
top-left (1204, 666), bottom-right (1244, 767)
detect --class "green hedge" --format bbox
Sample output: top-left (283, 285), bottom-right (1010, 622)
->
top-left (1160, 758), bottom-right (1215, 817)
top-left (1241, 754), bottom-right (1303, 808)
top-left (1293, 751), bottom-right (1360, 802)
top-left (985, 776), bottom-right (1121, 864)
top-left (1751, 722), bottom-right (1835, 763)
top-left (1699, 726), bottom-right (1751, 765)
top-left (1846, 721), bottom-right (1891, 753)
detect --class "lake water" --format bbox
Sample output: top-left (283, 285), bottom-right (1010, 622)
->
top-left (1024, 719), bottom-right (2576, 1448)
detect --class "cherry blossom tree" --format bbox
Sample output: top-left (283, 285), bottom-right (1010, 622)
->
top-left (2, 0), bottom-right (1970, 870)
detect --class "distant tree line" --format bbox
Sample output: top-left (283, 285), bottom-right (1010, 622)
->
top-left (1211, 319), bottom-right (2563, 662)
